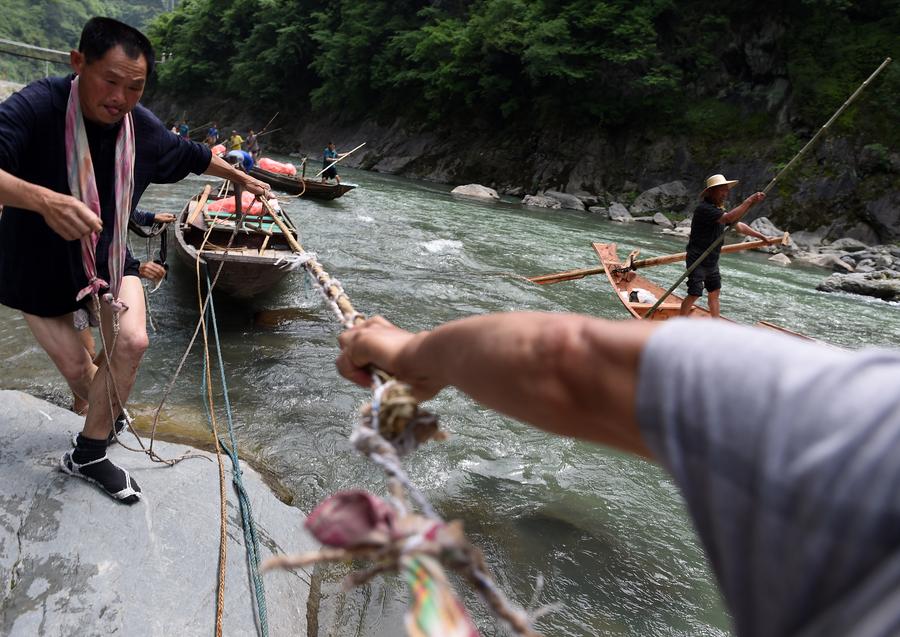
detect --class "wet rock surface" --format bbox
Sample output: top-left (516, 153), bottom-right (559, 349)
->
top-left (0, 390), bottom-right (313, 636)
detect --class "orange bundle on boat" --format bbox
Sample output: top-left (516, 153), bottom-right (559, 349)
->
top-left (258, 157), bottom-right (297, 176)
top-left (207, 191), bottom-right (275, 216)
top-left (210, 143), bottom-right (227, 156)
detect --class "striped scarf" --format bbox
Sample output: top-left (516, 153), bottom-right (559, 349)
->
top-left (65, 75), bottom-right (135, 309)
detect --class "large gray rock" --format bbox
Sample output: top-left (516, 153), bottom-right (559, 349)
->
top-left (768, 253), bottom-right (792, 266)
top-left (450, 184), bottom-right (500, 201)
top-left (816, 271), bottom-right (900, 302)
top-left (522, 194), bottom-right (561, 209)
top-left (794, 252), bottom-right (856, 272)
top-left (791, 227), bottom-right (828, 248)
top-left (629, 181), bottom-right (689, 215)
top-left (653, 212), bottom-right (675, 228)
top-left (542, 190), bottom-right (585, 211)
top-left (864, 192), bottom-right (900, 242)
top-left (606, 202), bottom-right (633, 222)
top-left (0, 390), bottom-right (313, 636)
top-left (829, 237), bottom-right (870, 251)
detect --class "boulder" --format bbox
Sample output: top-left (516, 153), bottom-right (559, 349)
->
top-left (543, 190), bottom-right (585, 211)
top-left (662, 227), bottom-right (691, 238)
top-left (768, 253), bottom-right (792, 266)
top-left (0, 390), bottom-right (313, 636)
top-left (676, 217), bottom-right (693, 228)
top-left (450, 184), bottom-right (500, 201)
top-left (816, 271), bottom-right (900, 302)
top-left (829, 237), bottom-right (870, 251)
top-left (629, 181), bottom-right (689, 215)
top-left (606, 202), bottom-right (633, 223)
top-left (791, 227), bottom-right (827, 248)
top-left (875, 254), bottom-right (895, 269)
top-left (653, 212), bottom-right (675, 229)
top-left (748, 217), bottom-right (797, 254)
top-left (864, 192), bottom-right (900, 242)
top-left (522, 194), bottom-right (561, 209)
top-left (634, 216), bottom-right (657, 224)
top-left (794, 252), bottom-right (855, 272)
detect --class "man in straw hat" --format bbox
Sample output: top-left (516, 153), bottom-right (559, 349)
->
top-left (680, 174), bottom-right (769, 318)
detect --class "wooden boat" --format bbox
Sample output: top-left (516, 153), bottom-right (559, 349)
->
top-left (173, 186), bottom-right (303, 298)
top-left (248, 166), bottom-right (356, 200)
top-left (592, 241), bottom-right (809, 337)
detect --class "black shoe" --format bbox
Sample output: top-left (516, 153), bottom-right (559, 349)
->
top-left (60, 449), bottom-right (142, 505)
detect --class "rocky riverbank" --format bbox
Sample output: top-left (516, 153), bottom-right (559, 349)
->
top-left (0, 390), bottom-right (314, 635)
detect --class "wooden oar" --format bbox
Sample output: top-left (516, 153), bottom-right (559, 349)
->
top-left (186, 184), bottom-right (212, 226)
top-left (313, 142), bottom-right (366, 178)
top-left (527, 233), bottom-right (789, 285)
top-left (256, 127), bottom-right (282, 138)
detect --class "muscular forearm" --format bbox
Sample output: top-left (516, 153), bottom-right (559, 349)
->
top-left (204, 154), bottom-right (251, 183)
top-left (399, 313), bottom-right (657, 457)
top-left (735, 221), bottom-right (766, 239)
top-left (722, 200), bottom-right (753, 224)
top-left (0, 168), bottom-right (57, 212)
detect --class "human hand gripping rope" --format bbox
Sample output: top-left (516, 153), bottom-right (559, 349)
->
top-left (256, 198), bottom-right (553, 637)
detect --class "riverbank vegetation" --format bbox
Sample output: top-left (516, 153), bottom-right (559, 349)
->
top-left (149, 0), bottom-right (898, 146)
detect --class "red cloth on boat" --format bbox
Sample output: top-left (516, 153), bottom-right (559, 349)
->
top-left (206, 191), bottom-right (275, 216)
top-left (258, 157), bottom-right (297, 176)
top-left (210, 143), bottom-right (226, 156)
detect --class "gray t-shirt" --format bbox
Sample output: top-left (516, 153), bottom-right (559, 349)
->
top-left (636, 319), bottom-right (900, 637)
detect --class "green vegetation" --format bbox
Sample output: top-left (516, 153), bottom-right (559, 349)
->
top-left (0, 0), bottom-right (169, 82)
top-left (148, 0), bottom-right (898, 145)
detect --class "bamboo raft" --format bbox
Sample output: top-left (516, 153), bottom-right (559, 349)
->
top-left (173, 185), bottom-right (303, 298)
top-left (248, 166), bottom-right (357, 200)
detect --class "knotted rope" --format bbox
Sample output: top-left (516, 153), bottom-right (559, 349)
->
top-left (257, 198), bottom-right (550, 636)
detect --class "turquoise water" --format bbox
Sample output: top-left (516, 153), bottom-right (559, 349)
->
top-left (2, 164), bottom-right (898, 635)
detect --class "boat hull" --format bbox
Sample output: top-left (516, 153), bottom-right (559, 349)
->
top-left (173, 190), bottom-right (301, 299)
top-left (249, 166), bottom-right (356, 200)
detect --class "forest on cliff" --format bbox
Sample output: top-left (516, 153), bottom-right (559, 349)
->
top-left (148, 0), bottom-right (898, 147)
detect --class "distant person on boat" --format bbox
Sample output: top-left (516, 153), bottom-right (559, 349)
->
top-left (322, 141), bottom-right (346, 184)
top-left (226, 149), bottom-right (254, 173)
top-left (229, 129), bottom-right (244, 152)
top-left (680, 174), bottom-right (769, 318)
top-left (177, 120), bottom-right (189, 139)
top-left (0, 17), bottom-right (270, 505)
top-left (337, 312), bottom-right (900, 637)
top-left (246, 129), bottom-right (260, 161)
top-left (204, 121), bottom-right (218, 146)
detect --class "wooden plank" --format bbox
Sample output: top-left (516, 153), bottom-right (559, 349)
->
top-left (186, 184), bottom-right (212, 226)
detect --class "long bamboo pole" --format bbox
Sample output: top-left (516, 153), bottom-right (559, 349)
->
top-left (527, 234), bottom-right (788, 284)
top-left (643, 56), bottom-right (892, 319)
top-left (313, 142), bottom-right (367, 178)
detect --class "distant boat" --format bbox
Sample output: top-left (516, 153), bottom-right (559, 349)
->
top-left (249, 166), bottom-right (356, 200)
top-left (592, 241), bottom-right (809, 337)
top-left (173, 186), bottom-right (303, 298)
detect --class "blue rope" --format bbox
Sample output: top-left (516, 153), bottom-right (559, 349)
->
top-left (200, 271), bottom-right (270, 637)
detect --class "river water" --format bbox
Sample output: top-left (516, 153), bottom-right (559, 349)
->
top-left (2, 163), bottom-right (898, 636)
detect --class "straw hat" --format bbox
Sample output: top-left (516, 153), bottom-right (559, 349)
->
top-left (701, 173), bottom-right (738, 196)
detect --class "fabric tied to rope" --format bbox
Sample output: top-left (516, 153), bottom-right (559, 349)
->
top-left (65, 74), bottom-right (135, 307)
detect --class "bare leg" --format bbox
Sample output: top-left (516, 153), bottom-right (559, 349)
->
top-left (83, 276), bottom-right (149, 440)
top-left (23, 312), bottom-right (96, 405)
top-left (73, 328), bottom-right (97, 414)
top-left (680, 295), bottom-right (700, 317)
top-left (708, 289), bottom-right (721, 318)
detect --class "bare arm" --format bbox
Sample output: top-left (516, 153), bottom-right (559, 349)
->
top-left (0, 168), bottom-right (101, 240)
top-left (203, 154), bottom-right (270, 196)
top-left (720, 192), bottom-right (766, 224)
top-left (735, 221), bottom-right (767, 239)
top-left (337, 313), bottom-right (659, 458)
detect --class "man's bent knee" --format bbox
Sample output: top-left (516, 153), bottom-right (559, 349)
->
top-left (106, 327), bottom-right (149, 362)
